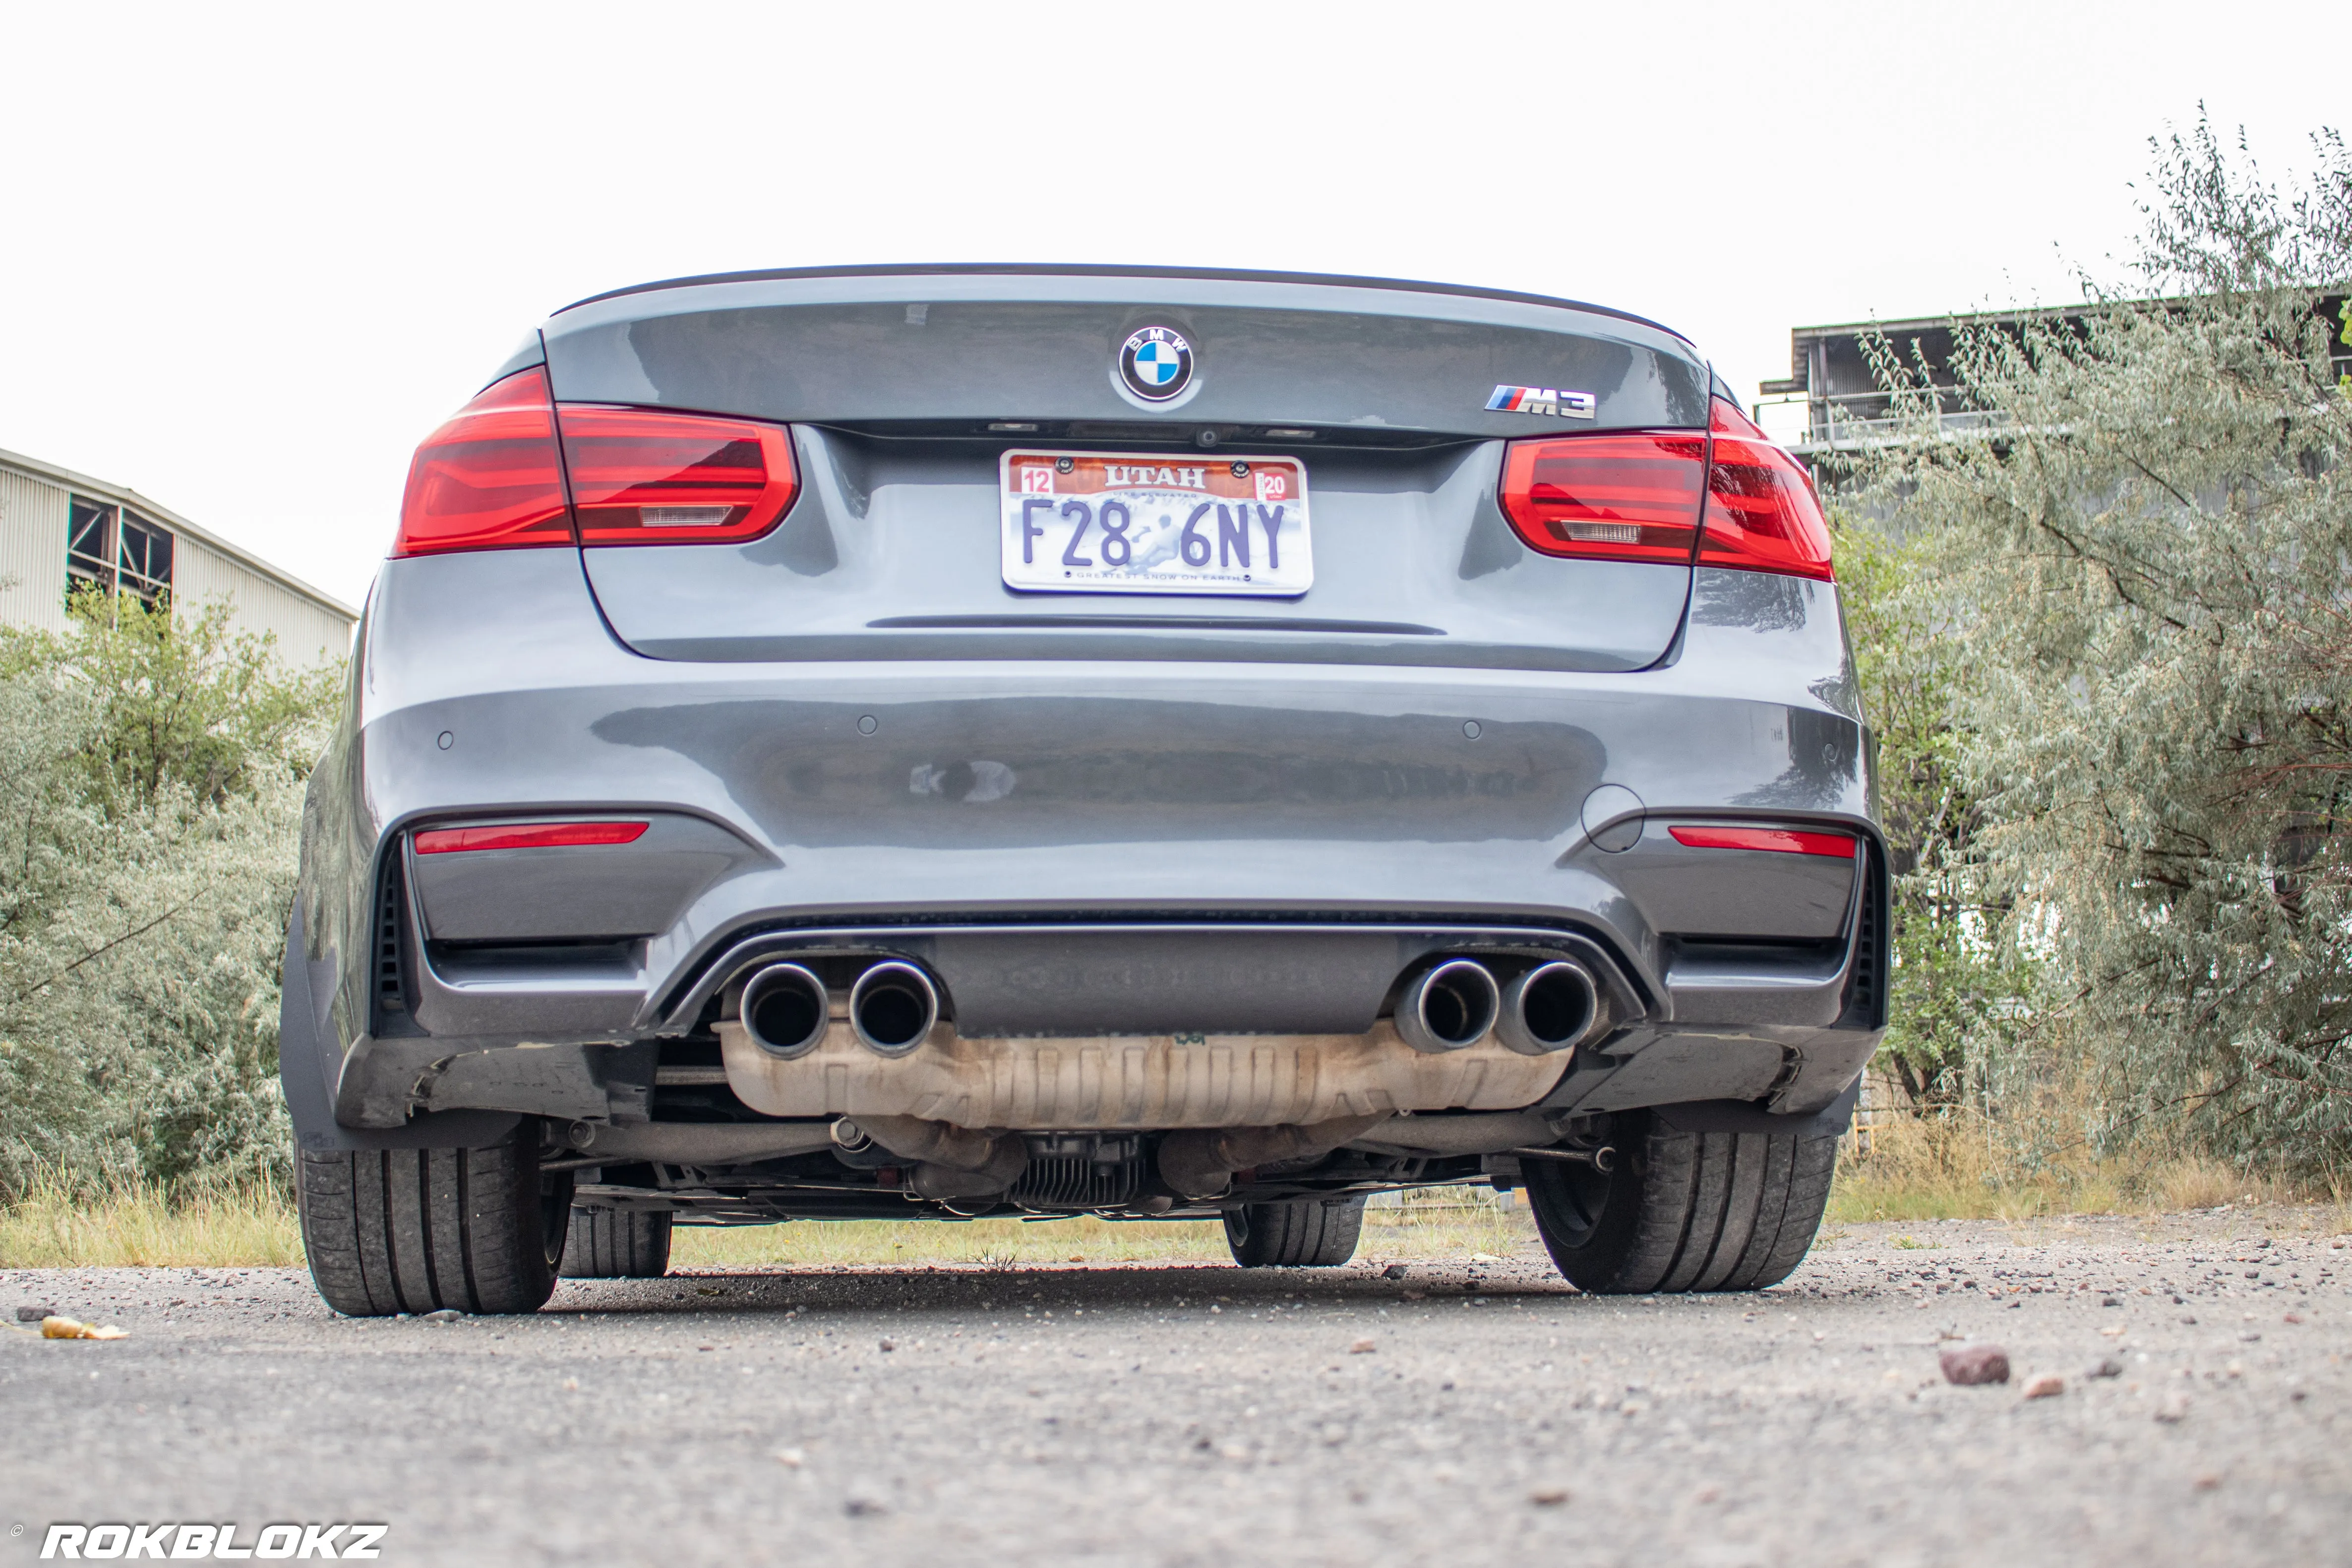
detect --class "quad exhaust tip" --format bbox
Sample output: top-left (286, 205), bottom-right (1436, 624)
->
top-left (750, 952), bottom-right (1585, 1063)
top-left (1396, 959), bottom-right (1502, 1054)
top-left (1499, 960), bottom-right (1601, 1057)
top-left (850, 961), bottom-right (939, 1056)
top-left (739, 959), bottom-right (944, 1058)
top-left (739, 962), bottom-right (830, 1059)
top-left (1396, 956), bottom-right (1606, 1057)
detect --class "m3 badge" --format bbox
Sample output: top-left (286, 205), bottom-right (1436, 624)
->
top-left (1487, 384), bottom-right (1597, 418)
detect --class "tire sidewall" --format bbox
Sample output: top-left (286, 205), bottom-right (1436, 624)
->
top-left (1222, 1206), bottom-right (1262, 1265)
top-left (1527, 1113), bottom-right (1651, 1292)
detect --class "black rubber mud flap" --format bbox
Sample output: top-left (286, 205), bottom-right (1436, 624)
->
top-left (1651, 1076), bottom-right (1861, 1140)
top-left (278, 903), bottom-right (518, 1154)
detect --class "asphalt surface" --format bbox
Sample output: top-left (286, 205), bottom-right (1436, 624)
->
top-left (2, 1209), bottom-right (2345, 1567)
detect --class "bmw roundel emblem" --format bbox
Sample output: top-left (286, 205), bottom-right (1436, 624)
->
top-left (1118, 325), bottom-right (1194, 401)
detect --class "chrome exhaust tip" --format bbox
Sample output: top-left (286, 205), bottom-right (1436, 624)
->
top-left (1395, 959), bottom-right (1501, 1054)
top-left (1499, 960), bottom-right (1601, 1057)
top-left (849, 961), bottom-right (939, 1056)
top-left (738, 963), bottom-right (830, 1059)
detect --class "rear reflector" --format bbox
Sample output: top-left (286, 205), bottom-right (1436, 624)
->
top-left (1497, 432), bottom-right (1705, 565)
top-left (414, 821), bottom-right (650, 854)
top-left (1697, 399), bottom-right (1836, 582)
top-left (393, 368), bottom-right (573, 558)
top-left (560, 407), bottom-right (797, 545)
top-left (1669, 824), bottom-right (1856, 859)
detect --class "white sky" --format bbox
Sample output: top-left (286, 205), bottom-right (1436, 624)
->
top-left (2, 0), bottom-right (2337, 610)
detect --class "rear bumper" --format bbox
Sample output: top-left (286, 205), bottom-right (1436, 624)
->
top-left (291, 549), bottom-right (1883, 1140)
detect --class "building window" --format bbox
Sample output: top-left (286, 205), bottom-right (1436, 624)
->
top-left (65, 496), bottom-right (173, 609)
top-left (67, 497), bottom-right (115, 597)
top-left (119, 514), bottom-right (173, 603)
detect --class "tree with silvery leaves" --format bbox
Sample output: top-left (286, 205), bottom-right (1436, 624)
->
top-left (0, 592), bottom-right (337, 1199)
top-left (1844, 116), bottom-right (2352, 1169)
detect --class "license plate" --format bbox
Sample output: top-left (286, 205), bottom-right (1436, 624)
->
top-left (999, 451), bottom-right (1312, 596)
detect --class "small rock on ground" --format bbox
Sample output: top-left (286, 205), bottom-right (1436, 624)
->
top-left (1940, 1342), bottom-right (2012, 1385)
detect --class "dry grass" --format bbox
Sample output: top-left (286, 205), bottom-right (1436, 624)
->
top-left (672, 1187), bottom-right (1538, 1270)
top-left (0, 1170), bottom-right (304, 1268)
top-left (672, 1214), bottom-right (1225, 1270)
top-left (7, 1125), bottom-right (2330, 1269)
top-left (1362, 1187), bottom-right (1537, 1258)
top-left (1827, 1106), bottom-right (2334, 1224)
top-left (0, 1174), bottom-right (1537, 1272)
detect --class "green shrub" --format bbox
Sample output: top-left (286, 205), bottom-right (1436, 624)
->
top-left (1850, 120), bottom-right (2352, 1168)
top-left (0, 592), bottom-right (337, 1197)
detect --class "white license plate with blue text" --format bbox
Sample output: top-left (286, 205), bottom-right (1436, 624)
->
top-left (998, 451), bottom-right (1313, 596)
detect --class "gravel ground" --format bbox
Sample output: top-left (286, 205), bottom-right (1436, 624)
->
top-left (1, 1206), bottom-right (2345, 1567)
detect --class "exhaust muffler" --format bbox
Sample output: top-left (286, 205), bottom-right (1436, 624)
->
top-left (1394, 959), bottom-right (1501, 1055)
top-left (1498, 960), bottom-right (1602, 1057)
top-left (738, 963), bottom-right (830, 1059)
top-left (838, 1114), bottom-right (1026, 1201)
top-left (849, 961), bottom-right (939, 1056)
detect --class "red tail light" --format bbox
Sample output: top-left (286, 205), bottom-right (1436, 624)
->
top-left (414, 821), bottom-right (650, 854)
top-left (1669, 824), bottom-right (1856, 859)
top-left (1498, 432), bottom-right (1706, 565)
top-left (1496, 400), bottom-right (1834, 581)
top-left (392, 369), bottom-right (799, 558)
top-left (560, 407), bottom-right (797, 545)
top-left (393, 368), bottom-right (572, 557)
top-left (1697, 398), bottom-right (1835, 581)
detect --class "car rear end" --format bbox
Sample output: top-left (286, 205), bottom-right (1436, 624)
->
top-left (283, 266), bottom-right (1883, 1312)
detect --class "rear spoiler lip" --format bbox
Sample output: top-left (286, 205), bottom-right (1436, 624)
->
top-left (549, 260), bottom-right (1693, 344)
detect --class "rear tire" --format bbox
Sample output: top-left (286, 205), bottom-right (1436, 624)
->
top-left (1223, 1196), bottom-right (1366, 1266)
top-left (1525, 1110), bottom-right (1836, 1293)
top-left (297, 1127), bottom-right (572, 1316)
top-left (559, 1206), bottom-right (673, 1278)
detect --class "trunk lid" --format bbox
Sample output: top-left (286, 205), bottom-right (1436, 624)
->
top-left (541, 268), bottom-right (1709, 669)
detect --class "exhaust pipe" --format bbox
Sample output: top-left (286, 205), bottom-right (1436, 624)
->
top-left (1348, 1109), bottom-right (1556, 1157)
top-left (1514, 1144), bottom-right (1616, 1172)
top-left (563, 1119), bottom-right (837, 1165)
top-left (841, 1115), bottom-right (1027, 1201)
top-left (1156, 1114), bottom-right (1390, 1200)
top-left (849, 962), bottom-right (939, 1055)
top-left (1394, 959), bottom-right (1500, 1054)
top-left (1498, 960), bottom-right (1602, 1057)
top-left (738, 963), bottom-right (830, 1058)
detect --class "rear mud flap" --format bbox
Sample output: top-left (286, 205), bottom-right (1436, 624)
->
top-left (278, 903), bottom-right (521, 1153)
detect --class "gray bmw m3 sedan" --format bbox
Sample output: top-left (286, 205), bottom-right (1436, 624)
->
top-left (282, 265), bottom-right (1883, 1314)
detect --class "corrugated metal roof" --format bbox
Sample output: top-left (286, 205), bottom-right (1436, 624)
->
top-left (1784, 301), bottom-right (2095, 342)
top-left (0, 445), bottom-right (359, 625)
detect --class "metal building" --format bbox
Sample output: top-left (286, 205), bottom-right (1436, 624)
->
top-left (0, 446), bottom-right (357, 665)
top-left (1757, 294), bottom-right (2350, 457)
